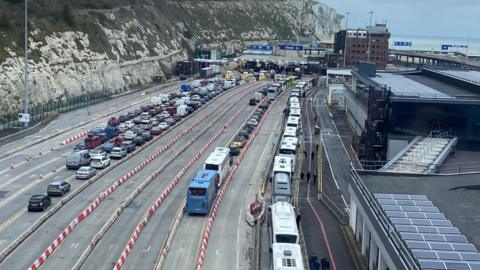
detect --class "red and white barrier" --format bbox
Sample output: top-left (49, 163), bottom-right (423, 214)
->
top-left (60, 130), bottom-right (89, 145)
top-left (113, 102), bottom-right (249, 270)
top-left (195, 86), bottom-right (284, 270)
top-left (27, 83), bottom-right (260, 270)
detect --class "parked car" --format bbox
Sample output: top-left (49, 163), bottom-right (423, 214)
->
top-left (141, 132), bottom-right (153, 142)
top-left (110, 147), bottom-right (127, 159)
top-left (89, 149), bottom-right (107, 158)
top-left (121, 141), bottom-right (136, 153)
top-left (158, 122), bottom-right (169, 130)
top-left (150, 126), bottom-right (163, 136)
top-left (75, 166), bottom-right (96, 180)
top-left (27, 195), bottom-right (52, 212)
top-left (124, 130), bottom-right (136, 140)
top-left (90, 156), bottom-right (110, 169)
top-left (231, 135), bottom-right (246, 148)
top-left (108, 117), bottom-right (120, 126)
top-left (101, 143), bottom-right (115, 153)
top-left (133, 136), bottom-right (145, 146)
top-left (249, 98), bottom-right (257, 106)
top-left (165, 118), bottom-right (176, 126)
top-left (118, 114), bottom-right (128, 122)
top-left (73, 143), bottom-right (88, 151)
top-left (238, 130), bottom-right (250, 140)
top-left (247, 119), bottom-right (258, 127)
top-left (47, 181), bottom-right (71, 196)
top-left (124, 120), bottom-right (134, 129)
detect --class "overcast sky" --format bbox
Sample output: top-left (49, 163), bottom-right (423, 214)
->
top-left (320, 0), bottom-right (479, 39)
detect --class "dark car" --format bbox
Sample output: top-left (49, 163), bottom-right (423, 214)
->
top-left (255, 108), bottom-right (265, 115)
top-left (133, 109), bottom-right (142, 116)
top-left (150, 126), bottom-right (163, 136)
top-left (243, 124), bottom-right (254, 133)
top-left (108, 117), bottom-right (120, 126)
top-left (132, 117), bottom-right (142, 125)
top-left (27, 195), bottom-right (52, 212)
top-left (132, 127), bottom-right (145, 135)
top-left (118, 114), bottom-right (128, 122)
top-left (133, 136), bottom-right (145, 146)
top-left (259, 103), bottom-right (269, 110)
top-left (238, 130), bottom-right (250, 139)
top-left (101, 142), bottom-right (115, 153)
top-left (141, 132), bottom-right (153, 142)
top-left (140, 105), bottom-right (149, 112)
top-left (74, 143), bottom-right (88, 151)
top-left (121, 140), bottom-right (136, 153)
top-left (251, 115), bottom-right (261, 121)
top-left (127, 112), bottom-right (135, 119)
top-left (249, 98), bottom-right (257, 106)
top-left (47, 181), bottom-right (71, 196)
top-left (229, 144), bottom-right (240, 156)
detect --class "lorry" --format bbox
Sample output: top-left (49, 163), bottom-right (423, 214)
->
top-left (84, 134), bottom-right (102, 149)
top-left (104, 125), bottom-right (120, 139)
top-left (200, 67), bottom-right (214, 78)
top-left (151, 94), bottom-right (169, 105)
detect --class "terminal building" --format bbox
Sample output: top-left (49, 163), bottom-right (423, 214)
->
top-left (334, 64), bottom-right (480, 269)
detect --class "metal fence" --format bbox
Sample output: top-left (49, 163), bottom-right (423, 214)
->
top-left (0, 90), bottom-right (112, 130)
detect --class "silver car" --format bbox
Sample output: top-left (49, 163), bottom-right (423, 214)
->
top-left (75, 166), bottom-right (96, 180)
top-left (110, 147), bottom-right (127, 159)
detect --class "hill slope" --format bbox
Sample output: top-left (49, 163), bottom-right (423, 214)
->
top-left (0, 0), bottom-right (341, 114)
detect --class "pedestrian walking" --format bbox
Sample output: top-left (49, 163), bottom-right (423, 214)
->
top-left (307, 172), bottom-right (311, 182)
top-left (296, 213), bottom-right (301, 227)
top-left (316, 144), bottom-right (319, 151)
top-left (300, 172), bottom-right (304, 180)
top-left (313, 173), bottom-right (317, 185)
top-left (321, 258), bottom-right (331, 270)
top-left (303, 150), bottom-right (307, 157)
top-left (311, 151), bottom-right (315, 160)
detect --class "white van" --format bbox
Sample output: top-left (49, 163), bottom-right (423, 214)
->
top-left (271, 243), bottom-right (304, 270)
top-left (286, 116), bottom-right (300, 129)
top-left (289, 108), bottom-right (301, 118)
top-left (283, 126), bottom-right (297, 138)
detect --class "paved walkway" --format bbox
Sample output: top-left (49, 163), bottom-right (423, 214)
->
top-left (297, 87), bottom-right (362, 270)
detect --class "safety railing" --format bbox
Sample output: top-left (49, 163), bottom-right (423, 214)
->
top-left (350, 168), bottom-right (420, 270)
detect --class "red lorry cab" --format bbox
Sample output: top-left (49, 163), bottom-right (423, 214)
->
top-left (84, 135), bottom-right (102, 149)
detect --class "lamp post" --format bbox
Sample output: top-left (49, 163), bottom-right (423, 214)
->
top-left (343, 12), bottom-right (350, 68)
top-left (23, 0), bottom-right (29, 128)
top-left (367, 11), bottom-right (374, 63)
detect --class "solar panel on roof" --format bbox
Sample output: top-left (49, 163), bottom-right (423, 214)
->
top-left (420, 260), bottom-right (446, 269)
top-left (445, 235), bottom-right (468, 243)
top-left (452, 243), bottom-right (477, 252)
top-left (372, 73), bottom-right (453, 99)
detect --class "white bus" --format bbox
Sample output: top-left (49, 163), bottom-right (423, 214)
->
top-left (289, 96), bottom-right (299, 104)
top-left (282, 136), bottom-right (298, 146)
top-left (279, 141), bottom-right (297, 169)
top-left (289, 108), bottom-right (301, 118)
top-left (283, 126), bottom-right (297, 139)
top-left (271, 243), bottom-right (305, 270)
top-left (204, 147), bottom-right (230, 187)
top-left (268, 202), bottom-right (299, 244)
top-left (272, 155), bottom-right (292, 178)
top-left (286, 116), bottom-right (300, 129)
top-left (289, 102), bottom-right (300, 111)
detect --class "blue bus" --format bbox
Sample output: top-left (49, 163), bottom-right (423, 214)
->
top-left (186, 170), bottom-right (219, 214)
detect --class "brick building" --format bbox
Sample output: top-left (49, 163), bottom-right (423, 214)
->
top-left (334, 24), bottom-right (390, 69)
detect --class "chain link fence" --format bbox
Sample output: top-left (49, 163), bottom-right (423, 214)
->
top-left (0, 90), bottom-right (111, 130)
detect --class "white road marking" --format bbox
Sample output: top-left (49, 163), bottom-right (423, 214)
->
top-left (142, 245), bottom-right (151, 252)
top-left (71, 242), bottom-right (79, 249)
top-left (216, 249), bottom-right (220, 256)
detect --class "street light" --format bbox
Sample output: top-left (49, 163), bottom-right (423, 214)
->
top-left (23, 0), bottom-right (29, 128)
top-left (367, 11), bottom-right (374, 63)
top-left (343, 12), bottom-right (350, 68)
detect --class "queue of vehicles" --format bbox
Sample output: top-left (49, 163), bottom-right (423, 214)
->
top-left (28, 75), bottom-right (241, 212)
top-left (267, 84), bottom-right (305, 270)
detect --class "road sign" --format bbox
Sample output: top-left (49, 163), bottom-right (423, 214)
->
top-left (394, 41), bottom-right (412, 47)
top-left (18, 113), bottom-right (30, 123)
top-left (278, 44), bottom-right (304, 51)
top-left (441, 44), bottom-right (468, 50)
top-left (246, 45), bottom-right (272, 51)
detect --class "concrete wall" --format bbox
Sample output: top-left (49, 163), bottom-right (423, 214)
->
top-left (348, 188), bottom-right (400, 270)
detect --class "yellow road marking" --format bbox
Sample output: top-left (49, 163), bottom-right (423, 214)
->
top-left (0, 208), bottom-right (27, 233)
top-left (0, 158), bottom-right (63, 190)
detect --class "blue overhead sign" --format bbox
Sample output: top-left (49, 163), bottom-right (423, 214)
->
top-left (441, 44), bottom-right (468, 50)
top-left (394, 41), bottom-right (412, 47)
top-left (278, 44), bottom-right (304, 51)
top-left (246, 45), bottom-right (272, 51)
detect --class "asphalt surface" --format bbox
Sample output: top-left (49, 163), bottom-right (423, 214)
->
top-left (201, 88), bottom-right (288, 270)
top-left (298, 88), bottom-right (356, 270)
top-left (0, 81), bottom-right (184, 247)
top-left (0, 81), bottom-right (264, 269)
